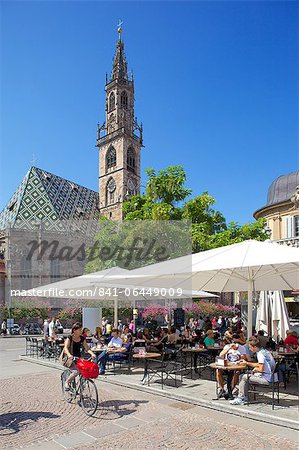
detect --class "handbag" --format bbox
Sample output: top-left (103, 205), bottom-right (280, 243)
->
top-left (59, 336), bottom-right (73, 368)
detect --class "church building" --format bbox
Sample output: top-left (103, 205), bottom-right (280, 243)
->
top-left (0, 28), bottom-right (142, 303)
top-left (97, 25), bottom-right (143, 220)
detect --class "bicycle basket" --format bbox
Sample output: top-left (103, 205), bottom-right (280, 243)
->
top-left (76, 359), bottom-right (99, 379)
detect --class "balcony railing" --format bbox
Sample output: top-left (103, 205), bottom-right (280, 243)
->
top-left (273, 237), bottom-right (299, 247)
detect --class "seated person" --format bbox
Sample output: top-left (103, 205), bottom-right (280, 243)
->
top-left (235, 331), bottom-right (246, 345)
top-left (265, 337), bottom-right (276, 351)
top-left (95, 328), bottom-right (123, 365)
top-left (180, 335), bottom-right (188, 348)
top-left (224, 328), bottom-right (233, 344)
top-left (149, 328), bottom-right (169, 352)
top-left (133, 332), bottom-right (146, 353)
top-left (216, 334), bottom-right (242, 398)
top-left (94, 326), bottom-right (103, 340)
top-left (121, 325), bottom-right (130, 343)
top-left (142, 328), bottom-right (153, 344)
top-left (182, 326), bottom-right (192, 340)
top-left (237, 342), bottom-right (256, 362)
top-left (204, 330), bottom-right (215, 347)
top-left (230, 336), bottom-right (276, 406)
top-left (256, 330), bottom-right (268, 348)
top-left (82, 328), bottom-right (91, 339)
top-left (193, 329), bottom-right (204, 344)
top-left (92, 326), bottom-right (104, 345)
top-left (107, 329), bottom-right (123, 348)
top-left (213, 331), bottom-right (221, 341)
top-left (204, 318), bottom-right (212, 332)
top-left (284, 330), bottom-right (298, 347)
top-left (167, 326), bottom-right (180, 348)
top-left (96, 330), bottom-right (130, 374)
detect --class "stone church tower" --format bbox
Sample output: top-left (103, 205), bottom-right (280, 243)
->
top-left (97, 27), bottom-right (143, 221)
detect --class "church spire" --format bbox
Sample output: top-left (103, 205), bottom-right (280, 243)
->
top-left (111, 20), bottom-right (128, 82)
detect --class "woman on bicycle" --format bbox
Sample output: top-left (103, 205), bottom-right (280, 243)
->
top-left (63, 322), bottom-right (96, 390)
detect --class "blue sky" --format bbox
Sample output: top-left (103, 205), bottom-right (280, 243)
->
top-left (1, 1), bottom-right (298, 224)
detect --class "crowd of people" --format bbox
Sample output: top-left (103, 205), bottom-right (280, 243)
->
top-left (20, 313), bottom-right (298, 405)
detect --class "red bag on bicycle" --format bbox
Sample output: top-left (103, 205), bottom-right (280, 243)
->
top-left (76, 359), bottom-right (99, 379)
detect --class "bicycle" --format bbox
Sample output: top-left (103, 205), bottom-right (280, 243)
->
top-left (61, 357), bottom-right (99, 416)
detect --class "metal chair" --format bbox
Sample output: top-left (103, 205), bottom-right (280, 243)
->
top-left (147, 349), bottom-right (183, 389)
top-left (247, 362), bottom-right (282, 410)
top-left (31, 338), bottom-right (41, 358)
top-left (26, 337), bottom-right (34, 357)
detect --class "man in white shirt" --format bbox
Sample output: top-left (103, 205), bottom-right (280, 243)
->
top-left (96, 329), bottom-right (124, 374)
top-left (230, 336), bottom-right (275, 405)
top-left (217, 335), bottom-right (242, 398)
top-left (108, 330), bottom-right (123, 348)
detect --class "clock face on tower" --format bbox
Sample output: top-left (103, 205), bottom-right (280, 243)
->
top-left (127, 178), bottom-right (135, 195)
top-left (107, 178), bottom-right (116, 193)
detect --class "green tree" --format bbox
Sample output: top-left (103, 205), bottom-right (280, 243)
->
top-left (123, 166), bottom-right (191, 220)
top-left (192, 219), bottom-right (267, 252)
top-left (85, 165), bottom-right (268, 273)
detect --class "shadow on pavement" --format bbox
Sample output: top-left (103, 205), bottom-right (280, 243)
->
top-left (0, 411), bottom-right (60, 435)
top-left (97, 399), bottom-right (149, 420)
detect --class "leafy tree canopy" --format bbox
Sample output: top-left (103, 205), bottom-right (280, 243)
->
top-left (85, 165), bottom-right (267, 273)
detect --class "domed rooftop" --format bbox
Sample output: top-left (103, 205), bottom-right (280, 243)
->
top-left (266, 171), bottom-right (299, 206)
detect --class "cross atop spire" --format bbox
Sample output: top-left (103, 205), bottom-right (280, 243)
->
top-left (110, 22), bottom-right (128, 82)
top-left (117, 19), bottom-right (123, 41)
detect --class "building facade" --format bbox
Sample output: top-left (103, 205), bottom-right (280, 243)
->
top-left (253, 171), bottom-right (299, 247)
top-left (253, 171), bottom-right (299, 317)
top-left (97, 31), bottom-right (143, 221)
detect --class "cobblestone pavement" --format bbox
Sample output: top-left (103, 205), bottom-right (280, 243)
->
top-left (0, 371), bottom-right (298, 450)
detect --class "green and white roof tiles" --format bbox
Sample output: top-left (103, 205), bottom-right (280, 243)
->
top-left (0, 167), bottom-right (99, 232)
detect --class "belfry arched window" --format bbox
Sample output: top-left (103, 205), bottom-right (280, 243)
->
top-left (106, 146), bottom-right (116, 171)
top-left (106, 178), bottom-right (116, 205)
top-left (109, 92), bottom-right (115, 111)
top-left (121, 91), bottom-right (128, 109)
top-left (127, 147), bottom-right (135, 173)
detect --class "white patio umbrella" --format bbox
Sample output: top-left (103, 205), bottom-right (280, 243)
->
top-left (270, 290), bottom-right (290, 341)
top-left (23, 266), bottom-right (216, 327)
top-left (23, 266), bottom-right (129, 327)
top-left (104, 240), bottom-right (299, 337)
top-left (256, 291), bottom-right (290, 341)
top-left (255, 291), bottom-right (270, 335)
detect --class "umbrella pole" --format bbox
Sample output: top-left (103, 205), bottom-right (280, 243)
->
top-left (247, 280), bottom-right (254, 339)
top-left (114, 298), bottom-right (118, 328)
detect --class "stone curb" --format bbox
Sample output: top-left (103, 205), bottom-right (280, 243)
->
top-left (19, 355), bottom-right (299, 431)
top-left (0, 335), bottom-right (43, 338)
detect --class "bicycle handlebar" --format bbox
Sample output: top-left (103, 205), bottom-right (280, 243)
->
top-left (72, 355), bottom-right (93, 362)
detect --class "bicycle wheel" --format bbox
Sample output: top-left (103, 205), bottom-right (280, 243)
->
top-left (61, 370), bottom-right (76, 403)
top-left (79, 378), bottom-right (98, 416)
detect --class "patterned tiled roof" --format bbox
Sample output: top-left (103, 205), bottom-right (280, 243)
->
top-left (0, 167), bottom-right (99, 232)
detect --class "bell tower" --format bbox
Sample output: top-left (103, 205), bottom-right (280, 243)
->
top-left (97, 23), bottom-right (143, 221)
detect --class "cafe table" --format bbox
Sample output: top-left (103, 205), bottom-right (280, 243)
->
top-left (276, 350), bottom-right (298, 357)
top-left (91, 346), bottom-right (123, 354)
top-left (133, 352), bottom-right (161, 385)
top-left (206, 345), bottom-right (224, 351)
top-left (210, 362), bottom-right (247, 400)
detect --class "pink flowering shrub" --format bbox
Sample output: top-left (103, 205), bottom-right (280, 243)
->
top-left (183, 301), bottom-right (236, 318)
top-left (142, 304), bottom-right (168, 320)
